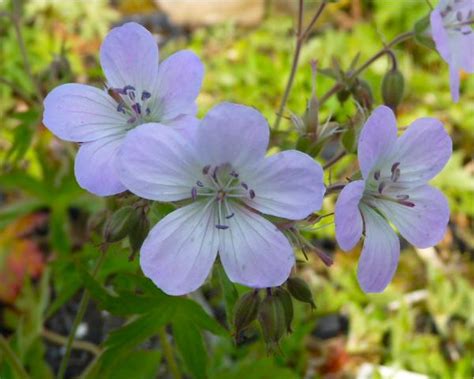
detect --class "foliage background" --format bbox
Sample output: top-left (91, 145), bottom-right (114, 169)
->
top-left (0, 0), bottom-right (473, 378)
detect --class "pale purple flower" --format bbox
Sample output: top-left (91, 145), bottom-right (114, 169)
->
top-left (118, 102), bottom-right (325, 295)
top-left (335, 106), bottom-right (452, 292)
top-left (430, 0), bottom-right (474, 102)
top-left (43, 22), bottom-right (204, 196)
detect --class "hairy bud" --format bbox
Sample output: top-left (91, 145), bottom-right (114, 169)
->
top-left (233, 290), bottom-right (261, 336)
top-left (286, 277), bottom-right (315, 309)
top-left (273, 287), bottom-right (294, 333)
top-left (103, 206), bottom-right (139, 243)
top-left (128, 212), bottom-right (150, 259)
top-left (382, 69), bottom-right (405, 111)
top-left (352, 79), bottom-right (373, 109)
top-left (258, 292), bottom-right (286, 350)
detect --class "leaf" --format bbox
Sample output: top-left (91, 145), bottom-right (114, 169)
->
top-left (6, 110), bottom-right (39, 164)
top-left (172, 316), bottom-right (207, 379)
top-left (177, 298), bottom-right (228, 337)
top-left (49, 205), bottom-right (71, 255)
top-left (0, 171), bottom-right (50, 200)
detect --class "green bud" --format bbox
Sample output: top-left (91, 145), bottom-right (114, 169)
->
top-left (286, 277), bottom-right (315, 309)
top-left (352, 79), bottom-right (373, 109)
top-left (258, 293), bottom-right (286, 350)
top-left (382, 69), bottom-right (404, 111)
top-left (295, 135), bottom-right (324, 157)
top-left (103, 206), bottom-right (139, 243)
top-left (303, 96), bottom-right (319, 135)
top-left (273, 287), bottom-right (294, 333)
top-left (233, 291), bottom-right (261, 336)
top-left (337, 88), bottom-right (351, 103)
top-left (341, 126), bottom-right (357, 153)
top-left (413, 15), bottom-right (436, 50)
top-left (128, 212), bottom-right (150, 257)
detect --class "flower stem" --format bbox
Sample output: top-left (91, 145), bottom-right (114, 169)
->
top-left (325, 183), bottom-right (346, 195)
top-left (41, 329), bottom-right (101, 356)
top-left (273, 1), bottom-right (327, 131)
top-left (319, 31), bottom-right (414, 105)
top-left (56, 249), bottom-right (108, 379)
top-left (158, 327), bottom-right (182, 379)
top-left (0, 335), bottom-right (30, 379)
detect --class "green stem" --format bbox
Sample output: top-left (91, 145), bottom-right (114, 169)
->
top-left (158, 327), bottom-right (182, 379)
top-left (319, 31), bottom-right (414, 105)
top-left (0, 335), bottom-right (30, 379)
top-left (56, 250), bottom-right (108, 379)
top-left (273, 1), bottom-right (327, 131)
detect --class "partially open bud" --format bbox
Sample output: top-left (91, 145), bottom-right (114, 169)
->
top-left (352, 79), bottom-right (373, 109)
top-left (273, 287), bottom-right (294, 334)
top-left (382, 69), bottom-right (404, 111)
top-left (413, 15), bottom-right (436, 50)
top-left (103, 206), bottom-right (139, 243)
top-left (128, 211), bottom-right (150, 260)
top-left (258, 292), bottom-right (286, 351)
top-left (233, 290), bottom-right (261, 337)
top-left (286, 277), bottom-right (315, 309)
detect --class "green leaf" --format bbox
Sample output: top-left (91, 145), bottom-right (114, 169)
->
top-left (177, 298), bottom-right (227, 336)
top-left (49, 205), bottom-right (71, 255)
top-left (0, 171), bottom-right (50, 200)
top-left (172, 316), bottom-right (207, 379)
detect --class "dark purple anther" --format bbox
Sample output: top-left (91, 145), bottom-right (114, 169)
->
top-left (249, 189), bottom-right (255, 199)
top-left (191, 187), bottom-right (197, 201)
top-left (123, 85), bottom-right (136, 93)
top-left (396, 194), bottom-right (410, 200)
top-left (196, 180), bottom-right (204, 187)
top-left (398, 200), bottom-right (415, 208)
top-left (128, 91), bottom-right (136, 101)
top-left (225, 213), bottom-right (235, 219)
top-left (127, 116), bottom-right (137, 124)
top-left (116, 103), bottom-right (126, 114)
top-left (230, 171), bottom-right (239, 178)
top-left (132, 103), bottom-right (142, 115)
top-left (457, 11), bottom-right (463, 22)
top-left (212, 167), bottom-right (219, 182)
top-left (241, 182), bottom-right (248, 190)
top-left (215, 224), bottom-right (229, 230)
top-left (374, 170), bottom-right (380, 180)
top-left (202, 165), bottom-right (211, 175)
top-left (141, 91), bottom-right (151, 101)
top-left (391, 162), bottom-right (400, 173)
top-left (378, 181), bottom-right (386, 194)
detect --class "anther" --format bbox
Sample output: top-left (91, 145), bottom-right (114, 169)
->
top-left (456, 11), bottom-right (463, 22)
top-left (141, 91), bottom-right (151, 101)
top-left (230, 171), bottom-right (239, 178)
top-left (225, 213), bottom-right (235, 219)
top-left (202, 165), bottom-right (211, 175)
top-left (241, 182), bottom-right (248, 190)
top-left (131, 103), bottom-right (142, 115)
top-left (146, 108), bottom-right (151, 115)
top-left (374, 170), bottom-right (380, 180)
top-left (128, 91), bottom-right (136, 101)
top-left (196, 180), bottom-right (204, 187)
top-left (396, 194), bottom-right (410, 200)
top-left (191, 187), bottom-right (197, 201)
top-left (391, 168), bottom-right (400, 182)
top-left (398, 200), bottom-right (415, 207)
top-left (378, 181), bottom-right (386, 194)
top-left (123, 85), bottom-right (136, 93)
top-left (116, 103), bottom-right (126, 114)
top-left (215, 224), bottom-right (229, 230)
top-left (249, 189), bottom-right (256, 199)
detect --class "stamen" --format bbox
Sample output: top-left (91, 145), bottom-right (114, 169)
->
top-left (202, 165), bottom-right (211, 175)
top-left (212, 167), bottom-right (219, 184)
top-left (378, 181), bottom-right (386, 194)
top-left (398, 200), bottom-right (415, 207)
top-left (396, 194), bottom-right (410, 200)
top-left (196, 180), bottom-right (204, 187)
top-left (127, 116), bottom-right (137, 124)
top-left (391, 168), bottom-right (400, 182)
top-left (128, 91), bottom-right (136, 101)
top-left (131, 103), bottom-right (142, 115)
top-left (215, 224), bottom-right (229, 230)
top-left (225, 213), bottom-right (235, 219)
top-left (241, 182), bottom-right (248, 190)
top-left (146, 108), bottom-right (151, 115)
top-left (249, 189), bottom-right (256, 199)
top-left (141, 91), bottom-right (151, 101)
top-left (391, 162), bottom-right (400, 174)
top-left (191, 187), bottom-right (197, 201)
top-left (116, 103), bottom-right (126, 114)
top-left (123, 85), bottom-right (136, 93)
top-left (374, 170), bottom-right (380, 180)
top-left (230, 171), bottom-right (239, 178)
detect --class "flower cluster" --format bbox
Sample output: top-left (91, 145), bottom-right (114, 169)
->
top-left (43, 19), bottom-right (456, 296)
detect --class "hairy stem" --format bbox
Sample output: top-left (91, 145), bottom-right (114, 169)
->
top-left (42, 329), bottom-right (101, 356)
top-left (158, 327), bottom-right (182, 379)
top-left (320, 31), bottom-right (414, 105)
top-left (56, 249), bottom-right (108, 379)
top-left (273, 1), bottom-right (327, 131)
top-left (0, 335), bottom-right (30, 379)
top-left (325, 183), bottom-right (346, 195)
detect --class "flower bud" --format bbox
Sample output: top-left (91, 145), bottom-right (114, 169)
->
top-left (233, 290), bottom-right (261, 336)
top-left (128, 212), bottom-right (150, 258)
top-left (337, 88), bottom-right (351, 103)
top-left (103, 206), bottom-right (139, 243)
top-left (352, 79), bottom-right (373, 109)
top-left (258, 293), bottom-right (286, 350)
top-left (273, 287), bottom-right (294, 333)
top-left (382, 69), bottom-right (404, 111)
top-left (286, 277), bottom-right (315, 309)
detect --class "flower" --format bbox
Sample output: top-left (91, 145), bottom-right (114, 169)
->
top-left (335, 105), bottom-right (452, 292)
top-left (118, 102), bottom-right (326, 295)
top-left (430, 0), bottom-right (474, 102)
top-left (43, 22), bottom-right (204, 196)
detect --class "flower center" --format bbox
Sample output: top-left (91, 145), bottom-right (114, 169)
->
top-left (109, 85), bottom-right (154, 126)
top-left (441, 2), bottom-right (473, 35)
top-left (190, 163), bottom-right (257, 230)
top-left (364, 161), bottom-right (415, 208)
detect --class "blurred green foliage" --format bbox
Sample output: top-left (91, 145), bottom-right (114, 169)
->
top-left (0, 0), bottom-right (473, 378)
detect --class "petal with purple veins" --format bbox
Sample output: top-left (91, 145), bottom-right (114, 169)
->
top-left (100, 22), bottom-right (159, 91)
top-left (241, 150), bottom-right (325, 219)
top-left (74, 136), bottom-right (126, 196)
top-left (43, 83), bottom-right (127, 142)
top-left (140, 200), bottom-right (219, 296)
top-left (195, 102), bottom-right (269, 169)
top-left (358, 105), bottom-right (398, 178)
top-left (372, 185), bottom-right (449, 248)
top-left (357, 204), bottom-right (400, 293)
top-left (218, 203), bottom-right (295, 288)
top-left (335, 180), bottom-right (365, 251)
top-left (118, 123), bottom-right (201, 202)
